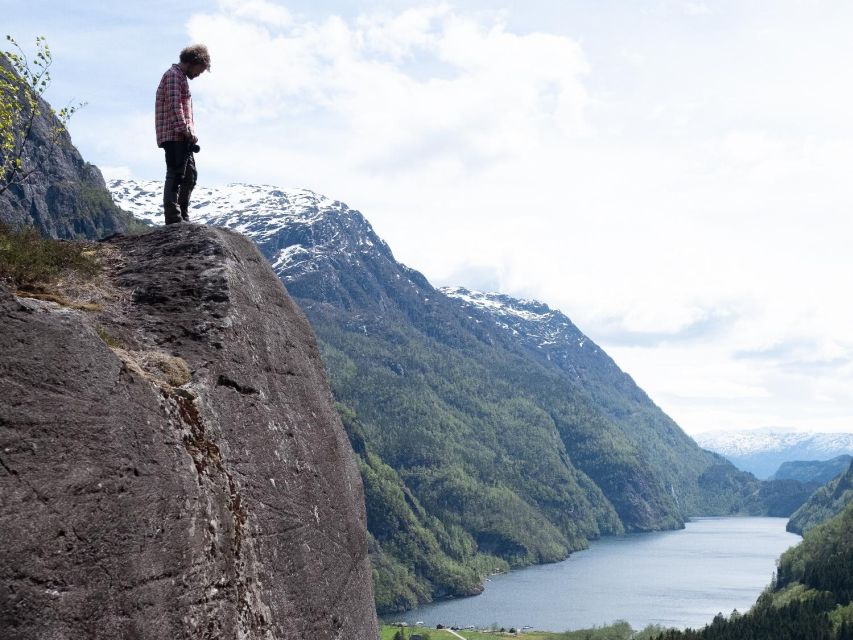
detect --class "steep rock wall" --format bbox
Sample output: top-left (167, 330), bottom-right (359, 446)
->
top-left (0, 55), bottom-right (140, 238)
top-left (0, 224), bottom-right (378, 639)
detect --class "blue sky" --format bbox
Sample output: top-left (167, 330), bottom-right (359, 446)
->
top-left (5, 0), bottom-right (853, 436)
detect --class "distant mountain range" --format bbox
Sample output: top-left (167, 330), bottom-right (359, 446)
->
top-left (695, 429), bottom-right (853, 479)
top-left (109, 179), bottom-right (814, 612)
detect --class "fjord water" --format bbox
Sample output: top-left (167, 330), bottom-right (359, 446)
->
top-left (392, 517), bottom-right (800, 632)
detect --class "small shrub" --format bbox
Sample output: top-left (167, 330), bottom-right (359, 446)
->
top-left (142, 351), bottom-right (191, 387)
top-left (0, 222), bottom-right (97, 289)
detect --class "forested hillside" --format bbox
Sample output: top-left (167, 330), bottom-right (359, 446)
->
top-left (110, 180), bottom-right (813, 613)
top-left (773, 455), bottom-right (852, 484)
top-left (788, 460), bottom-right (853, 535)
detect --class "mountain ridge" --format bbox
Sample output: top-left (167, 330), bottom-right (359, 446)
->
top-left (772, 455), bottom-right (853, 484)
top-left (109, 179), bottom-right (811, 612)
top-left (787, 459), bottom-right (853, 535)
top-left (0, 56), bottom-right (141, 239)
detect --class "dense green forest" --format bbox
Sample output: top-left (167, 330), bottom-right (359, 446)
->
top-left (270, 204), bottom-right (813, 613)
top-left (653, 499), bottom-right (853, 640)
top-left (788, 459), bottom-right (853, 535)
top-left (310, 307), bottom-right (728, 612)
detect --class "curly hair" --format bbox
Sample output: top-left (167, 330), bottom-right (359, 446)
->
top-left (179, 44), bottom-right (211, 71)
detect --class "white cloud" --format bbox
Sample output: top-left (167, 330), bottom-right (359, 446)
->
top-left (171, 2), bottom-right (853, 435)
top-left (682, 1), bottom-right (710, 16)
top-left (354, 5), bottom-right (451, 61)
top-left (98, 165), bottom-right (134, 181)
top-left (188, 3), bottom-right (590, 165)
top-left (72, 111), bottom-right (159, 178)
top-left (219, 0), bottom-right (292, 27)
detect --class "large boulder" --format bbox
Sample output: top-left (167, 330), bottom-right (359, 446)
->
top-left (0, 224), bottom-right (378, 639)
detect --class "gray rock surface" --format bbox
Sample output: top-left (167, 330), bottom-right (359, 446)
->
top-left (0, 224), bottom-right (378, 639)
top-left (0, 54), bottom-right (140, 238)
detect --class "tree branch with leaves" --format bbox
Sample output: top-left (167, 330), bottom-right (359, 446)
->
top-left (0, 35), bottom-right (85, 195)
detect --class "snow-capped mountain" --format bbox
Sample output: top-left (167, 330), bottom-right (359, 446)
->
top-left (694, 429), bottom-right (853, 479)
top-left (696, 429), bottom-right (853, 457)
top-left (108, 179), bottom-right (392, 285)
top-left (441, 286), bottom-right (651, 406)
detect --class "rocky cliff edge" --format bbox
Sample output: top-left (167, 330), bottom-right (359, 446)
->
top-left (0, 224), bottom-right (378, 639)
top-left (0, 54), bottom-right (141, 239)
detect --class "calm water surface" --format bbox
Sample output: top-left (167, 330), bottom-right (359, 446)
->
top-left (390, 517), bottom-right (800, 632)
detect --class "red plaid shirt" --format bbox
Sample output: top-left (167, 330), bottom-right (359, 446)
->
top-left (155, 64), bottom-right (194, 147)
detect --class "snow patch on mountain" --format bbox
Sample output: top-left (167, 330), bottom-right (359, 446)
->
top-left (442, 287), bottom-right (552, 322)
top-left (108, 179), bottom-right (336, 228)
top-left (695, 429), bottom-right (853, 457)
top-left (441, 286), bottom-right (592, 351)
top-left (107, 179), bottom-right (388, 280)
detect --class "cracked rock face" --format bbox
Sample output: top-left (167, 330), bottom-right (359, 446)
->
top-left (0, 225), bottom-right (378, 639)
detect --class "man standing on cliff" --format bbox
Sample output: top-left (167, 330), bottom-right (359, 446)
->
top-left (155, 45), bottom-right (211, 225)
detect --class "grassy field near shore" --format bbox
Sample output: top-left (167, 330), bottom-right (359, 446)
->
top-left (380, 621), bottom-right (665, 640)
top-left (380, 627), bottom-right (554, 640)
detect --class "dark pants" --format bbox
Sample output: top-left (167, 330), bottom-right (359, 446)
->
top-left (162, 141), bottom-right (197, 224)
